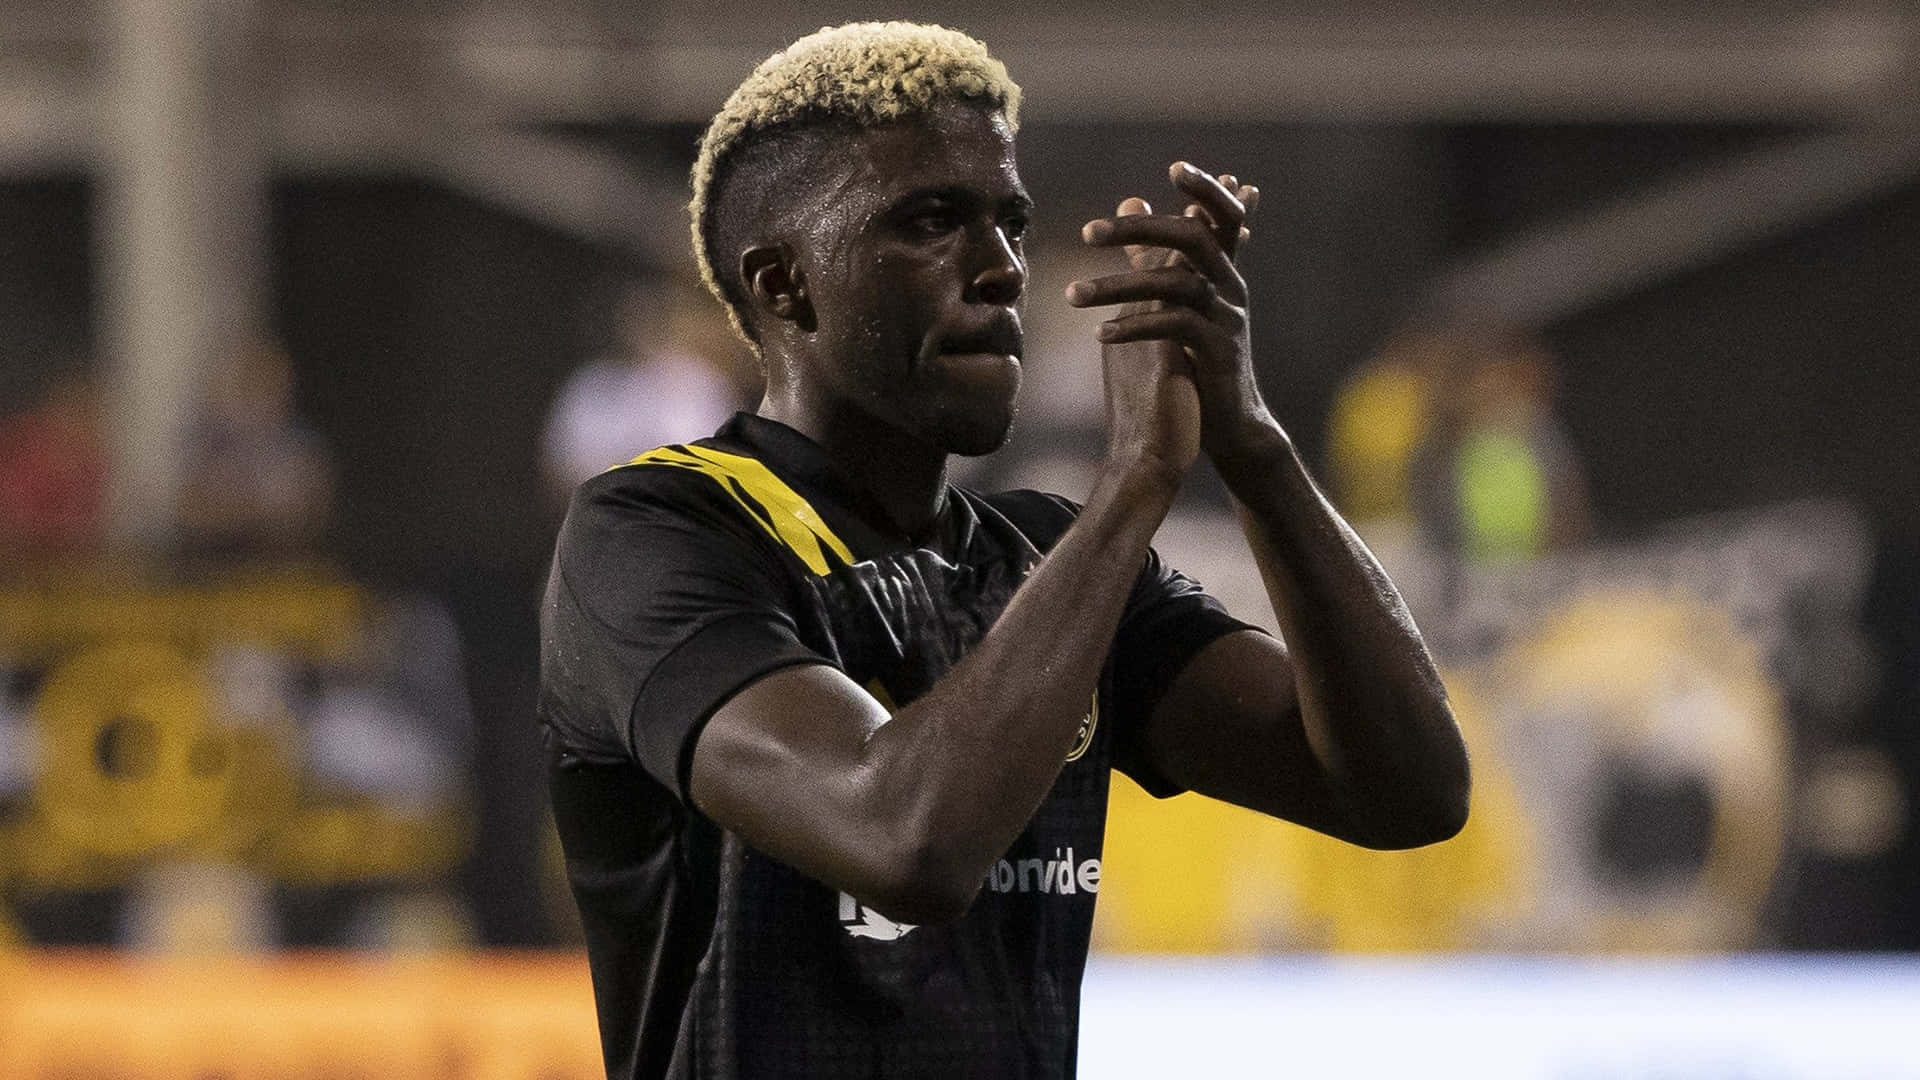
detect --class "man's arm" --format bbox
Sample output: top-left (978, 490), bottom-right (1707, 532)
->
top-left (1145, 444), bottom-right (1470, 849)
top-left (1073, 162), bottom-right (1469, 850)
top-left (690, 328), bottom-right (1206, 925)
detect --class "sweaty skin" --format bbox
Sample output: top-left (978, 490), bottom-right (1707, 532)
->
top-left (692, 101), bottom-right (1468, 923)
top-left (1070, 164), bottom-right (1469, 846)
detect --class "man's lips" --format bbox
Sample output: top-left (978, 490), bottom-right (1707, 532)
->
top-left (939, 323), bottom-right (1023, 360)
top-left (923, 321), bottom-right (1023, 397)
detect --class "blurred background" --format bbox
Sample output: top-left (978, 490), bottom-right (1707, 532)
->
top-left (2, 0), bottom-right (1918, 1075)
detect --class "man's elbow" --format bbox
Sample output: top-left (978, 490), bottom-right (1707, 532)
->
top-left (1376, 707), bottom-right (1474, 848)
top-left (1356, 763), bottom-right (1472, 850)
top-left (1434, 779), bottom-right (1472, 842)
top-left (861, 838), bottom-right (984, 926)
top-left (1381, 784), bottom-right (1470, 849)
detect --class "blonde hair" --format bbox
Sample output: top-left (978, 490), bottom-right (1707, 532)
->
top-left (689, 21), bottom-right (1022, 344)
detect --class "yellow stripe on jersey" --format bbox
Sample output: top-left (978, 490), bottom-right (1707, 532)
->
top-left (627, 444), bottom-right (854, 576)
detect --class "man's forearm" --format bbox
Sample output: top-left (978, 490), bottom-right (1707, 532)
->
top-left (1214, 421), bottom-right (1470, 847)
top-left (860, 461), bottom-right (1177, 914)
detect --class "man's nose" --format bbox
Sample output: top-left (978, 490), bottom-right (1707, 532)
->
top-left (967, 228), bottom-right (1026, 306)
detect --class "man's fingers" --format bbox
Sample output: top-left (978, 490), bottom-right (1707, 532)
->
top-left (1221, 176), bottom-right (1261, 215)
top-left (1181, 203), bottom-right (1218, 258)
top-left (1095, 307), bottom-right (1235, 355)
top-left (1169, 161), bottom-right (1245, 230)
top-left (1173, 162), bottom-right (1244, 257)
top-left (1066, 267), bottom-right (1218, 312)
top-left (1229, 184), bottom-right (1258, 255)
top-left (1185, 201), bottom-right (1248, 260)
top-left (1081, 213), bottom-right (1239, 297)
top-left (1115, 197), bottom-right (1162, 271)
top-left (1174, 161), bottom-right (1261, 257)
top-left (1083, 212), bottom-right (1216, 255)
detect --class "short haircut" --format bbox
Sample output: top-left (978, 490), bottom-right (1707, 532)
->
top-left (689, 21), bottom-right (1023, 346)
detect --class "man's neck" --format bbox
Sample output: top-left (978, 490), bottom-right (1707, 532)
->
top-left (757, 396), bottom-right (950, 541)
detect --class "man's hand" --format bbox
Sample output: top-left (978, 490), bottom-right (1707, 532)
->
top-left (1084, 195), bottom-right (1204, 483)
top-left (1069, 162), bottom-right (1276, 462)
top-left (1065, 162), bottom-right (1468, 850)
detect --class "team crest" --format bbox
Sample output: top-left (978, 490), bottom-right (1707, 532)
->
top-left (1064, 688), bottom-right (1099, 763)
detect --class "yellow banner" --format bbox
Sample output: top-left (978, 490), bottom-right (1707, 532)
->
top-left (0, 951), bottom-right (602, 1080)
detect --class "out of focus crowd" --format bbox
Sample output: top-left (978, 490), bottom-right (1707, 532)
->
top-left (1098, 322), bottom-right (1890, 955)
top-left (0, 276), bottom-right (761, 954)
top-left (0, 339), bottom-right (479, 952)
top-left (4, 258), bottom-right (1898, 959)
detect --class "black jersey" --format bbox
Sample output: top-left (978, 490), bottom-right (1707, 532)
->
top-left (538, 413), bottom-right (1250, 1080)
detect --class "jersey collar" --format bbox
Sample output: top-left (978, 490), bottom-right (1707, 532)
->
top-left (714, 412), bottom-right (971, 556)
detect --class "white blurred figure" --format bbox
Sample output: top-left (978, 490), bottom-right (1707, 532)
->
top-left (122, 862), bottom-right (276, 953)
top-left (178, 334), bottom-right (333, 558)
top-left (543, 277), bottom-right (751, 500)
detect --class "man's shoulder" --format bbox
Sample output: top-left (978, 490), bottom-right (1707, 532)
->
top-left (554, 440), bottom-right (769, 565)
top-left (567, 438), bottom-right (777, 527)
top-left (578, 437), bottom-right (749, 494)
top-left (567, 438), bottom-right (853, 580)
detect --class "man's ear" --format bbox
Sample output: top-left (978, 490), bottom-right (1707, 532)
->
top-left (741, 244), bottom-right (814, 332)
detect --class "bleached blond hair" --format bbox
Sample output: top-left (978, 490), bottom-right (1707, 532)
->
top-left (690, 21), bottom-right (1022, 345)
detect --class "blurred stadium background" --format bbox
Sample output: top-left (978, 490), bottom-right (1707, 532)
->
top-left (2, 0), bottom-right (1919, 1075)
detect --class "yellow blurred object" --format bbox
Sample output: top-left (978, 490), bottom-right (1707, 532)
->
top-left (1260, 675), bottom-right (1535, 952)
top-left (1093, 671), bottom-right (1532, 953)
top-left (33, 640), bottom-right (232, 860)
top-left (258, 802), bottom-right (470, 885)
top-left (1096, 584), bottom-right (1790, 955)
top-left (1093, 775), bottom-right (1277, 953)
top-left (0, 565), bottom-right (364, 665)
top-left (1492, 588), bottom-right (1789, 951)
top-left (0, 952), bottom-right (602, 1080)
top-left (1327, 362), bottom-right (1430, 523)
top-left (0, 568), bottom-right (468, 898)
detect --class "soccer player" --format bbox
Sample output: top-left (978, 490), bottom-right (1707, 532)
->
top-left (539, 22), bottom-right (1469, 1080)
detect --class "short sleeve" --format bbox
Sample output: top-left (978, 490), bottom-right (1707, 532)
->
top-left (983, 490), bottom-right (1259, 799)
top-left (537, 466), bottom-right (830, 801)
top-left (1107, 546), bottom-right (1257, 798)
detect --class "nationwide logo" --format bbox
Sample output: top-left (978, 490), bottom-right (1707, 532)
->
top-left (838, 848), bottom-right (1102, 941)
top-left (985, 847), bottom-right (1100, 896)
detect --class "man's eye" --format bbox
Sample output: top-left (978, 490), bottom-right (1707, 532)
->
top-left (1002, 216), bottom-right (1030, 242)
top-left (910, 210), bottom-right (960, 235)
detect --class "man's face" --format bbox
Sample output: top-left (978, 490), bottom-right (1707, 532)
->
top-left (790, 101), bottom-right (1031, 456)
